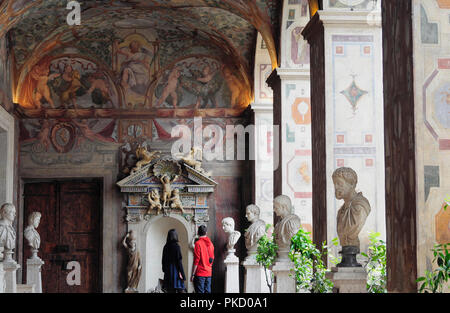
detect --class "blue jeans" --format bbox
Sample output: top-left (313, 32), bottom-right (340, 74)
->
top-left (194, 276), bottom-right (211, 293)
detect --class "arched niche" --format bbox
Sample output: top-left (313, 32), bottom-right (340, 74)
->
top-left (135, 213), bottom-right (195, 293)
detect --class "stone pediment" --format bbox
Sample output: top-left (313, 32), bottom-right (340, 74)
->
top-left (117, 159), bottom-right (217, 194)
top-left (116, 157), bottom-right (217, 214)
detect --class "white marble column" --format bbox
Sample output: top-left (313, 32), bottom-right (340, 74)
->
top-left (26, 256), bottom-right (44, 293)
top-left (224, 251), bottom-right (239, 293)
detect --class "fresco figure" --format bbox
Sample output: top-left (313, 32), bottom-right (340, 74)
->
top-left (156, 67), bottom-right (181, 107)
top-left (87, 72), bottom-right (113, 107)
top-left (115, 40), bottom-right (151, 97)
top-left (29, 63), bottom-right (60, 109)
top-left (179, 62), bottom-right (222, 108)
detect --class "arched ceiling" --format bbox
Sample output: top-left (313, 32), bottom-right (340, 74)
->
top-left (1, 0), bottom-right (281, 110)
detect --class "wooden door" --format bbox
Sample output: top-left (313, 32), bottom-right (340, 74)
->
top-left (23, 181), bottom-right (101, 293)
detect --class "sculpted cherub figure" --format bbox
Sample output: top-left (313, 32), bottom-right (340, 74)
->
top-left (131, 145), bottom-right (161, 174)
top-left (147, 189), bottom-right (162, 215)
top-left (179, 147), bottom-right (211, 177)
top-left (160, 174), bottom-right (178, 208)
top-left (169, 189), bottom-right (184, 214)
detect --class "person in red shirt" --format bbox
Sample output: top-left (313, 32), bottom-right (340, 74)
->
top-left (190, 225), bottom-right (214, 293)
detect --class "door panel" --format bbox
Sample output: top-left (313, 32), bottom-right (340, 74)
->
top-left (23, 181), bottom-right (101, 293)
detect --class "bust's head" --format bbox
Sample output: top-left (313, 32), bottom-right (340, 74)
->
top-left (245, 204), bottom-right (260, 223)
top-left (332, 167), bottom-right (357, 200)
top-left (28, 212), bottom-right (41, 229)
top-left (222, 217), bottom-right (235, 234)
top-left (273, 195), bottom-right (292, 218)
top-left (0, 203), bottom-right (16, 223)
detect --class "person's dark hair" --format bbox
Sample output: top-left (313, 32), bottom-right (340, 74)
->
top-left (166, 229), bottom-right (178, 243)
top-left (197, 225), bottom-right (207, 236)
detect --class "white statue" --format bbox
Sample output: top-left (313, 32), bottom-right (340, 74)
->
top-left (24, 212), bottom-right (42, 259)
top-left (0, 203), bottom-right (17, 261)
top-left (222, 217), bottom-right (241, 252)
top-left (332, 167), bottom-right (371, 267)
top-left (273, 195), bottom-right (301, 260)
top-left (244, 204), bottom-right (266, 256)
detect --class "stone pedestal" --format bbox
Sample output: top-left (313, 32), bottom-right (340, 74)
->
top-left (242, 258), bottom-right (270, 293)
top-left (326, 267), bottom-right (367, 293)
top-left (17, 284), bottom-right (35, 293)
top-left (272, 261), bottom-right (296, 293)
top-left (0, 263), bottom-right (4, 293)
top-left (26, 257), bottom-right (44, 293)
top-left (224, 251), bottom-right (239, 293)
top-left (3, 260), bottom-right (20, 293)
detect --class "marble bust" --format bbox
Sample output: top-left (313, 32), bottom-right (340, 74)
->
top-left (0, 203), bottom-right (17, 261)
top-left (222, 217), bottom-right (241, 253)
top-left (332, 167), bottom-right (371, 267)
top-left (24, 212), bottom-right (42, 259)
top-left (273, 195), bottom-right (301, 261)
top-left (122, 230), bottom-right (142, 292)
top-left (244, 204), bottom-right (266, 257)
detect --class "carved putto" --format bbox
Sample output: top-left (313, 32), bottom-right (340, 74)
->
top-left (131, 145), bottom-right (161, 174)
top-left (177, 147), bottom-right (211, 177)
top-left (146, 189), bottom-right (162, 215)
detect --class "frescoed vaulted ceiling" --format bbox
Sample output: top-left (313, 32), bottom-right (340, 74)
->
top-left (0, 0), bottom-right (281, 117)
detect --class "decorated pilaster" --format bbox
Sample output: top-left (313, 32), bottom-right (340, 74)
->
top-left (302, 2), bottom-right (385, 263)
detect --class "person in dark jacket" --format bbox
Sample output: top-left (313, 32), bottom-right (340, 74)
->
top-left (162, 229), bottom-right (186, 293)
top-left (190, 225), bottom-right (214, 293)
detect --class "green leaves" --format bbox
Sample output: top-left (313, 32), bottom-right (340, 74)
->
top-left (289, 228), bottom-right (333, 293)
top-left (255, 226), bottom-right (278, 293)
top-left (417, 243), bottom-right (450, 293)
top-left (360, 231), bottom-right (387, 293)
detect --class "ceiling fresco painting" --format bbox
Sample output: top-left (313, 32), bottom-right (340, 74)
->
top-left (0, 0), bottom-right (281, 119)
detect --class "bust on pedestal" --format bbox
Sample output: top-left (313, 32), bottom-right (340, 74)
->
top-left (222, 217), bottom-right (240, 293)
top-left (272, 195), bottom-right (301, 293)
top-left (242, 204), bottom-right (269, 293)
top-left (24, 212), bottom-right (44, 293)
top-left (326, 167), bottom-right (371, 293)
top-left (0, 203), bottom-right (20, 293)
